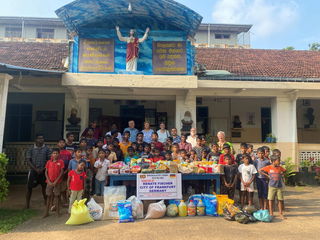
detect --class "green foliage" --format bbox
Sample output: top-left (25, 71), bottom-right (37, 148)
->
top-left (300, 159), bottom-right (312, 168)
top-left (309, 42), bottom-right (320, 51)
top-left (283, 157), bottom-right (297, 185)
top-left (0, 208), bottom-right (37, 233)
top-left (283, 46), bottom-right (295, 50)
top-left (204, 134), bottom-right (214, 147)
top-left (0, 153), bottom-right (9, 202)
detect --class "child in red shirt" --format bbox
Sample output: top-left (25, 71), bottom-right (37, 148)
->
top-left (44, 148), bottom-right (64, 217)
top-left (151, 148), bottom-right (164, 163)
top-left (67, 161), bottom-right (87, 213)
top-left (218, 144), bottom-right (235, 165)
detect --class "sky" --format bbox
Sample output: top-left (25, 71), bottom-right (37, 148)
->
top-left (0, 0), bottom-right (319, 50)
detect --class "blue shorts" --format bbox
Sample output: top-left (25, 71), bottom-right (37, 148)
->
top-left (256, 177), bottom-right (268, 199)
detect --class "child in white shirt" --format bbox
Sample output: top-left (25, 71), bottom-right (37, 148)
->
top-left (238, 154), bottom-right (257, 206)
top-left (94, 149), bottom-right (110, 196)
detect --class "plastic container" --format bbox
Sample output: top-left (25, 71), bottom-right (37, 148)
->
top-left (196, 199), bottom-right (205, 216)
top-left (178, 200), bottom-right (187, 217)
top-left (187, 200), bottom-right (196, 217)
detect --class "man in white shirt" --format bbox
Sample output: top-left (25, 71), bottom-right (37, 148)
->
top-left (186, 128), bottom-right (197, 148)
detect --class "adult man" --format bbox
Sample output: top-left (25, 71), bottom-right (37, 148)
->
top-left (25, 134), bottom-right (51, 209)
top-left (187, 128), bottom-right (197, 148)
top-left (123, 120), bottom-right (139, 143)
top-left (105, 123), bottom-right (122, 142)
top-left (171, 128), bottom-right (181, 144)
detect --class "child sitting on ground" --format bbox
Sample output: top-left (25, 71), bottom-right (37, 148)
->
top-left (67, 161), bottom-right (87, 213)
top-left (238, 154), bottom-right (257, 206)
top-left (44, 148), bottom-right (64, 218)
top-left (94, 149), bottom-right (110, 196)
top-left (222, 154), bottom-right (238, 200)
top-left (254, 147), bottom-right (270, 210)
top-left (259, 155), bottom-right (286, 219)
top-left (206, 143), bottom-right (220, 163)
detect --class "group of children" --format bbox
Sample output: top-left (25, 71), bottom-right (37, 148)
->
top-left (220, 143), bottom-right (286, 219)
top-left (43, 129), bottom-right (286, 219)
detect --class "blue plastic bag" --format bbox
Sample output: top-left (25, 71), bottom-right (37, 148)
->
top-left (117, 200), bottom-right (134, 223)
top-left (188, 194), bottom-right (203, 205)
top-left (202, 194), bottom-right (218, 216)
top-left (253, 210), bottom-right (272, 222)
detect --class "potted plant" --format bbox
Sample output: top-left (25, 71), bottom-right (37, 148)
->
top-left (300, 159), bottom-right (312, 173)
top-left (282, 157), bottom-right (297, 185)
top-left (265, 133), bottom-right (276, 143)
top-left (314, 160), bottom-right (320, 175)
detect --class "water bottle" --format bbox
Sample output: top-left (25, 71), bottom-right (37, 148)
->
top-left (197, 199), bottom-right (205, 216)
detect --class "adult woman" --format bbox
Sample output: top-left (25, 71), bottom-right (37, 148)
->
top-left (216, 131), bottom-right (234, 153)
top-left (81, 120), bottom-right (102, 140)
top-left (157, 122), bottom-right (170, 143)
top-left (142, 121), bottom-right (154, 143)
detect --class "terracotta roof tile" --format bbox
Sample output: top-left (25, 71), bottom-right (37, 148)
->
top-left (196, 48), bottom-right (320, 79)
top-left (0, 41), bottom-right (68, 71)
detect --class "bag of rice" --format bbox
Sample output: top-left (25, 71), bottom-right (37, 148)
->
top-left (145, 200), bottom-right (166, 219)
top-left (103, 186), bottom-right (126, 220)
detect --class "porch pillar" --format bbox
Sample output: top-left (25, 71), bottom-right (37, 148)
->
top-left (175, 90), bottom-right (196, 135)
top-left (0, 74), bottom-right (13, 152)
top-left (271, 96), bottom-right (298, 162)
top-left (78, 97), bottom-right (89, 136)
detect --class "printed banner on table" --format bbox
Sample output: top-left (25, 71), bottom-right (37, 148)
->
top-left (137, 173), bottom-right (182, 200)
top-left (78, 38), bottom-right (114, 72)
top-left (152, 41), bottom-right (187, 75)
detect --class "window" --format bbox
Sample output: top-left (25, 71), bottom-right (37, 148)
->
top-left (5, 27), bottom-right (22, 38)
top-left (36, 28), bottom-right (54, 39)
top-left (215, 34), bottom-right (231, 39)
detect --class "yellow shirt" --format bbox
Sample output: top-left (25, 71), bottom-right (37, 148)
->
top-left (119, 141), bottom-right (132, 155)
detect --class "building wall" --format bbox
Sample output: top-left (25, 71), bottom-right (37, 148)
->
top-left (198, 97), bottom-right (271, 142)
top-left (195, 30), bottom-right (238, 46)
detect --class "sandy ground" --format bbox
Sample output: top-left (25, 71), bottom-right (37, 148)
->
top-left (0, 185), bottom-right (320, 240)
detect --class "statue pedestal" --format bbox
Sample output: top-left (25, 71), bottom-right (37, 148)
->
top-left (117, 70), bottom-right (144, 75)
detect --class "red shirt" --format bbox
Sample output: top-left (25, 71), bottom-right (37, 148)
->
top-left (59, 149), bottom-right (72, 170)
top-left (151, 156), bottom-right (164, 163)
top-left (152, 141), bottom-right (164, 152)
top-left (68, 170), bottom-right (87, 191)
top-left (218, 154), bottom-right (235, 165)
top-left (45, 159), bottom-right (64, 183)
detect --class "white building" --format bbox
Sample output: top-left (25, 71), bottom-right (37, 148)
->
top-left (0, 0), bottom-right (319, 175)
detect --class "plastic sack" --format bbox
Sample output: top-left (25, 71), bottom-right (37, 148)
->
top-left (117, 200), bottom-right (134, 223)
top-left (216, 195), bottom-right (234, 215)
top-left (66, 199), bottom-right (94, 225)
top-left (235, 213), bottom-right (250, 224)
top-left (188, 194), bottom-right (203, 205)
top-left (87, 198), bottom-right (103, 220)
top-left (166, 204), bottom-right (179, 217)
top-left (223, 208), bottom-right (235, 221)
top-left (202, 194), bottom-right (218, 216)
top-left (103, 186), bottom-right (126, 220)
top-left (127, 196), bottom-right (144, 219)
top-left (223, 202), bottom-right (241, 221)
top-left (253, 210), bottom-right (272, 222)
top-left (145, 200), bottom-right (166, 219)
top-left (243, 205), bottom-right (258, 215)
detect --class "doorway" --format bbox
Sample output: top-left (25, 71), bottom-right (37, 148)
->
top-left (120, 105), bottom-right (145, 130)
top-left (261, 107), bottom-right (272, 142)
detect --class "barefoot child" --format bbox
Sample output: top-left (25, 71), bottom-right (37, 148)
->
top-left (44, 148), bottom-right (64, 217)
top-left (238, 154), bottom-right (257, 206)
top-left (259, 155), bottom-right (286, 219)
top-left (222, 155), bottom-right (238, 200)
top-left (67, 161), bottom-right (87, 213)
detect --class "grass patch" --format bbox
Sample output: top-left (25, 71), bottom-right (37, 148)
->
top-left (0, 208), bottom-right (37, 234)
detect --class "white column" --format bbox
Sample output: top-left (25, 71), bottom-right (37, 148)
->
top-left (78, 97), bottom-right (89, 135)
top-left (271, 96), bottom-right (297, 161)
top-left (175, 90), bottom-right (196, 135)
top-left (0, 74), bottom-right (13, 152)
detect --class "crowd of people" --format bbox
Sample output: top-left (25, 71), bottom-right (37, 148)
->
top-left (25, 120), bottom-right (286, 219)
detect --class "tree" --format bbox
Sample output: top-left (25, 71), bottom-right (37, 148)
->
top-left (309, 42), bottom-right (320, 51)
top-left (283, 46), bottom-right (295, 50)
top-left (0, 153), bottom-right (9, 202)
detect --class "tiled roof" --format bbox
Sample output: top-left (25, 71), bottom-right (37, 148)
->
top-left (0, 41), bottom-right (68, 71)
top-left (196, 48), bottom-right (320, 79)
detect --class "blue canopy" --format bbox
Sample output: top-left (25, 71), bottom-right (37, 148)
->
top-left (55, 0), bottom-right (203, 37)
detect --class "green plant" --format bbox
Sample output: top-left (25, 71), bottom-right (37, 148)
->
top-left (204, 134), bottom-right (214, 147)
top-left (300, 159), bottom-right (312, 168)
top-left (283, 157), bottom-right (297, 185)
top-left (0, 208), bottom-right (37, 233)
top-left (314, 160), bottom-right (320, 167)
top-left (0, 153), bottom-right (9, 202)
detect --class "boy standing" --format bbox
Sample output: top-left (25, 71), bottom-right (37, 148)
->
top-left (206, 143), bottom-right (220, 163)
top-left (94, 150), bottom-right (110, 196)
top-left (218, 144), bottom-right (235, 165)
top-left (259, 155), bottom-right (286, 219)
top-left (44, 149), bottom-right (64, 217)
top-left (67, 161), bottom-right (87, 213)
top-left (222, 155), bottom-right (238, 200)
top-left (254, 147), bottom-right (270, 210)
top-left (236, 143), bottom-right (249, 165)
top-left (238, 154), bottom-right (257, 206)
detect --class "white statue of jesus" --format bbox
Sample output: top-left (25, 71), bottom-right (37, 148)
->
top-left (116, 26), bottom-right (150, 71)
